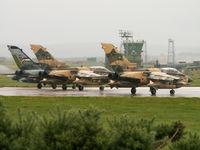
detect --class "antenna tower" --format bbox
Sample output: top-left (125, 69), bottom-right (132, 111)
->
top-left (144, 41), bottom-right (147, 64)
top-left (119, 30), bottom-right (133, 52)
top-left (167, 38), bottom-right (175, 67)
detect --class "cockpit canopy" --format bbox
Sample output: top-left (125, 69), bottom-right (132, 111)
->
top-left (90, 66), bottom-right (110, 72)
top-left (161, 68), bottom-right (181, 74)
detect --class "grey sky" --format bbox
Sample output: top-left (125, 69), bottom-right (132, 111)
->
top-left (1, 0), bottom-right (200, 60)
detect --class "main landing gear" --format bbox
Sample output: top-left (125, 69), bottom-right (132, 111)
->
top-left (37, 83), bottom-right (42, 89)
top-left (78, 85), bottom-right (84, 91)
top-left (170, 89), bottom-right (175, 95)
top-left (99, 86), bottom-right (104, 91)
top-left (131, 87), bottom-right (136, 95)
top-left (72, 84), bottom-right (76, 89)
top-left (62, 84), bottom-right (67, 90)
top-left (150, 87), bottom-right (156, 95)
top-left (149, 87), bottom-right (175, 96)
top-left (52, 84), bottom-right (57, 89)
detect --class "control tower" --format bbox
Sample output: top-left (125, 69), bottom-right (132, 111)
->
top-left (119, 30), bottom-right (144, 68)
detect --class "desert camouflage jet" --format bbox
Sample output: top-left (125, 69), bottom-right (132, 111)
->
top-left (101, 43), bottom-right (192, 95)
top-left (30, 44), bottom-right (110, 91)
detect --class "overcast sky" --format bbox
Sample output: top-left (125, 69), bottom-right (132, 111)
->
top-left (1, 0), bottom-right (200, 59)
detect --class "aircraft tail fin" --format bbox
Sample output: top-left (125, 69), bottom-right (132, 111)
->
top-left (7, 45), bottom-right (37, 70)
top-left (101, 43), bottom-right (136, 72)
top-left (30, 44), bottom-right (66, 68)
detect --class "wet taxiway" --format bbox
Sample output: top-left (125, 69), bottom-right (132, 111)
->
top-left (0, 87), bottom-right (199, 97)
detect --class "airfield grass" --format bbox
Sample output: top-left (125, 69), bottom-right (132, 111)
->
top-left (190, 72), bottom-right (200, 86)
top-left (0, 75), bottom-right (36, 87)
top-left (1, 96), bottom-right (200, 134)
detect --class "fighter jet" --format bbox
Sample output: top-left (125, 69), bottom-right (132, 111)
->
top-left (30, 44), bottom-right (110, 91)
top-left (8, 45), bottom-right (78, 90)
top-left (101, 43), bottom-right (192, 95)
top-left (7, 45), bottom-right (47, 85)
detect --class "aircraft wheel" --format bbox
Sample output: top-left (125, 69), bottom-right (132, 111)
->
top-left (72, 84), bottom-right (76, 89)
top-left (131, 87), bottom-right (136, 95)
top-left (52, 84), bottom-right (57, 89)
top-left (99, 86), bottom-right (104, 91)
top-left (62, 84), bottom-right (67, 90)
top-left (37, 83), bottom-right (42, 89)
top-left (170, 89), bottom-right (175, 95)
top-left (150, 87), bottom-right (156, 95)
top-left (78, 85), bottom-right (84, 91)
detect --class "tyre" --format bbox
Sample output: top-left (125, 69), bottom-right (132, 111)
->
top-left (72, 84), bottom-right (76, 89)
top-left (62, 84), bottom-right (67, 90)
top-left (170, 89), bottom-right (175, 95)
top-left (52, 84), bottom-right (57, 89)
top-left (131, 87), bottom-right (136, 95)
top-left (78, 85), bottom-right (84, 91)
top-left (150, 87), bottom-right (156, 95)
top-left (99, 86), bottom-right (104, 91)
top-left (37, 83), bottom-right (42, 89)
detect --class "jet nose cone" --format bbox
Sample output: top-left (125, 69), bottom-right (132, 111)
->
top-left (188, 78), bottom-right (193, 83)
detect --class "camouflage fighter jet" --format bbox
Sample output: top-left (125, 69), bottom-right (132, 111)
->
top-left (101, 43), bottom-right (192, 95)
top-left (8, 45), bottom-right (77, 90)
top-left (30, 44), bottom-right (111, 91)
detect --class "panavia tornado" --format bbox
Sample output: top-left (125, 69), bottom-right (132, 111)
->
top-left (30, 44), bottom-right (110, 91)
top-left (7, 45), bottom-right (46, 84)
top-left (101, 43), bottom-right (192, 95)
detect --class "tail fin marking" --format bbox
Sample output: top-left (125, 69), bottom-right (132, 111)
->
top-left (101, 43), bottom-right (136, 72)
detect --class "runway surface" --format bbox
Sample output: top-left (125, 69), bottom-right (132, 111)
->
top-left (0, 87), bottom-right (199, 97)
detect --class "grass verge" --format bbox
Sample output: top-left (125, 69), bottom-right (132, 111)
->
top-left (0, 75), bottom-right (36, 87)
top-left (0, 96), bottom-right (200, 133)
